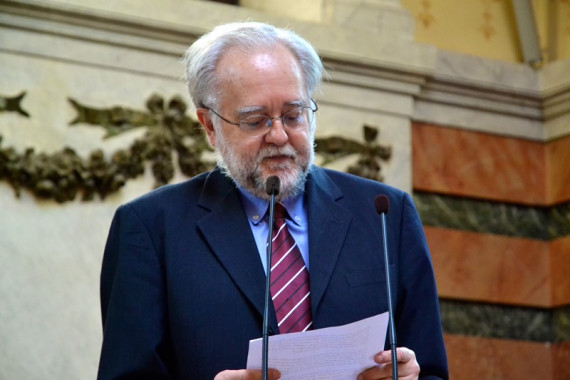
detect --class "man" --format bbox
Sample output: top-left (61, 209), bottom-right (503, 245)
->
top-left (98, 22), bottom-right (448, 379)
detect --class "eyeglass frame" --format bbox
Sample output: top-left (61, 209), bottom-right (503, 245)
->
top-left (203, 98), bottom-right (318, 136)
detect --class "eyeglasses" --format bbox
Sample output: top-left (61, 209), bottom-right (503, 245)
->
top-left (204, 99), bottom-right (318, 137)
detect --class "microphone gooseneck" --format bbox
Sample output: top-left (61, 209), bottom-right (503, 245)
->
top-left (262, 176), bottom-right (280, 380)
top-left (265, 175), bottom-right (280, 197)
top-left (375, 194), bottom-right (398, 380)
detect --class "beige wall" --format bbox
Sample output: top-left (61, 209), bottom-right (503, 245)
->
top-left (244, 0), bottom-right (570, 63)
top-left (402, 0), bottom-right (570, 63)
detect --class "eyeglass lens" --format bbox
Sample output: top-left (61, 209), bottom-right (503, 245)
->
top-left (239, 106), bottom-right (314, 136)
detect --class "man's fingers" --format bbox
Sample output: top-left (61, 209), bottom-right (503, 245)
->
top-left (367, 347), bottom-right (420, 379)
top-left (256, 369), bottom-right (281, 380)
top-left (396, 347), bottom-right (416, 363)
top-left (376, 347), bottom-right (416, 364)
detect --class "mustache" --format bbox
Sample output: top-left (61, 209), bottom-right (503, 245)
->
top-left (256, 145), bottom-right (297, 162)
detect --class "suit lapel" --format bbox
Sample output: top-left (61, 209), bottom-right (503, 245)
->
top-left (196, 170), bottom-right (271, 322)
top-left (195, 168), bottom-right (352, 328)
top-left (306, 168), bottom-right (352, 316)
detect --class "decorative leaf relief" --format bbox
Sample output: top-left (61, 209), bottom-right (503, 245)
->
top-left (315, 125), bottom-right (391, 182)
top-left (0, 92), bottom-right (391, 202)
top-left (0, 91), bottom-right (30, 117)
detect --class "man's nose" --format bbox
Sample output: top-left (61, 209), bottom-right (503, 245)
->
top-left (264, 118), bottom-right (288, 145)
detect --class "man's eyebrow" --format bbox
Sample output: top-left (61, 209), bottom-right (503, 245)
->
top-left (237, 100), bottom-right (306, 117)
top-left (237, 105), bottom-right (265, 117)
top-left (285, 99), bottom-right (305, 107)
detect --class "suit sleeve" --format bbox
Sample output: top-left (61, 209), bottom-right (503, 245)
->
top-left (97, 204), bottom-right (174, 380)
top-left (395, 193), bottom-right (448, 379)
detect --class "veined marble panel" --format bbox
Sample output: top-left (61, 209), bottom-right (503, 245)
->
top-left (440, 300), bottom-right (570, 342)
top-left (412, 123), bottom-right (549, 205)
top-left (414, 193), bottom-right (570, 240)
top-left (444, 334), bottom-right (570, 380)
top-left (547, 136), bottom-right (570, 204)
top-left (426, 226), bottom-right (570, 307)
top-left (413, 123), bottom-right (570, 205)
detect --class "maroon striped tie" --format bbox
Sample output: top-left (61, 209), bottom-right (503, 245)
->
top-left (270, 202), bottom-right (313, 334)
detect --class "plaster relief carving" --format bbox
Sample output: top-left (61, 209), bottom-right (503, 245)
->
top-left (0, 92), bottom-right (391, 203)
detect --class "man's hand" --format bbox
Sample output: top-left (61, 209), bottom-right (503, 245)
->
top-left (214, 369), bottom-right (281, 380)
top-left (357, 347), bottom-right (420, 380)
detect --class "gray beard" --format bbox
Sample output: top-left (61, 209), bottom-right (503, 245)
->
top-left (216, 151), bottom-right (312, 201)
top-left (215, 136), bottom-right (314, 201)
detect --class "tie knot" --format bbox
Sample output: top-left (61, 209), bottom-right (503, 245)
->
top-left (273, 202), bottom-right (288, 220)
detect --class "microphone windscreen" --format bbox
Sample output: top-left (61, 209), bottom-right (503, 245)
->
top-left (374, 194), bottom-right (390, 215)
top-left (265, 176), bottom-right (281, 196)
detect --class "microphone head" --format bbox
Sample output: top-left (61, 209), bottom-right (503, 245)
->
top-left (374, 194), bottom-right (390, 215)
top-left (265, 176), bottom-right (281, 196)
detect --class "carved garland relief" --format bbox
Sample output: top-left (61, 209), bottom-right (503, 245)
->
top-left (0, 92), bottom-right (391, 203)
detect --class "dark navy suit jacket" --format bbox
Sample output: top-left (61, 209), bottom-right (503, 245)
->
top-left (98, 166), bottom-right (448, 379)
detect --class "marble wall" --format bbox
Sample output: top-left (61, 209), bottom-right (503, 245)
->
top-left (412, 99), bottom-right (570, 379)
top-left (1, 0), bottom-right (569, 379)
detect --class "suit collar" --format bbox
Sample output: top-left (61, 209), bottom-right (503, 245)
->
top-left (196, 170), bottom-right (275, 326)
top-left (196, 167), bottom-right (352, 327)
top-left (305, 167), bottom-right (352, 316)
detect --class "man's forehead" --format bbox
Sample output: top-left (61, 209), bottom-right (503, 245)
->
top-left (218, 43), bottom-right (296, 67)
top-left (214, 44), bottom-right (305, 106)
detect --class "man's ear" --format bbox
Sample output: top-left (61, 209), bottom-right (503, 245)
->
top-left (196, 108), bottom-right (216, 147)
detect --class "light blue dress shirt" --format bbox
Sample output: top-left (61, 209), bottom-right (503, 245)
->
top-left (238, 188), bottom-right (309, 274)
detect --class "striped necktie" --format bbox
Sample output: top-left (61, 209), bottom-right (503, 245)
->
top-left (270, 202), bottom-right (313, 333)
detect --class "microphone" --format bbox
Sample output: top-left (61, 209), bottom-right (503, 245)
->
top-left (262, 176), bottom-right (280, 380)
top-left (375, 194), bottom-right (398, 380)
top-left (265, 176), bottom-right (280, 197)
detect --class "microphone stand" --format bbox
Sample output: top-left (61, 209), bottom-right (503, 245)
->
top-left (381, 210), bottom-right (398, 380)
top-left (262, 177), bottom-right (279, 380)
top-left (375, 195), bottom-right (398, 380)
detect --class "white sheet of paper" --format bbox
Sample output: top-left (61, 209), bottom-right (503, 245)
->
top-left (246, 312), bottom-right (388, 380)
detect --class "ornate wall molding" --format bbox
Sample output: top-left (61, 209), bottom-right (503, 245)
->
top-left (3, 0), bottom-right (569, 143)
top-left (0, 92), bottom-right (213, 202)
top-left (0, 92), bottom-right (29, 117)
top-left (413, 50), bottom-right (570, 141)
top-left (0, 92), bottom-right (391, 203)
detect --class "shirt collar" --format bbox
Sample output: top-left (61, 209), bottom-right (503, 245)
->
top-left (238, 187), bottom-right (305, 227)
